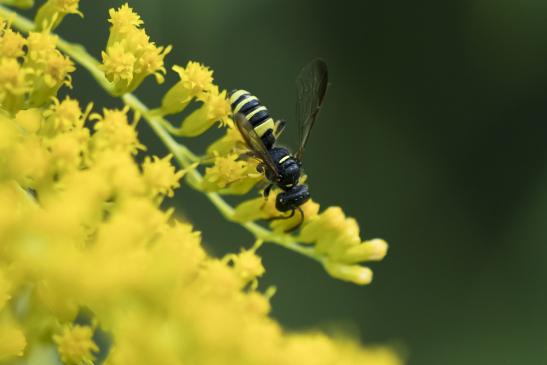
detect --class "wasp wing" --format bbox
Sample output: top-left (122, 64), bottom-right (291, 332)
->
top-left (233, 113), bottom-right (280, 178)
top-left (295, 58), bottom-right (329, 162)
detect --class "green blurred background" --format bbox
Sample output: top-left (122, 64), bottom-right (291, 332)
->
top-left (24, 0), bottom-right (547, 364)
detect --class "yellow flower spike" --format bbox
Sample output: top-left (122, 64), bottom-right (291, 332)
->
top-left (159, 61), bottom-right (214, 116)
top-left (323, 261), bottom-right (373, 285)
top-left (35, 0), bottom-right (83, 31)
top-left (142, 154), bottom-right (184, 198)
top-left (53, 324), bottom-right (99, 365)
top-left (0, 7), bottom-right (398, 364)
top-left (0, 321), bottom-right (26, 362)
top-left (102, 4), bottom-right (170, 95)
top-left (0, 27), bottom-right (26, 59)
top-left (176, 86), bottom-right (231, 137)
top-left (90, 107), bottom-right (145, 155)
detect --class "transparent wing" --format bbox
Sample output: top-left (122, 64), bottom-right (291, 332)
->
top-left (233, 113), bottom-right (280, 178)
top-left (295, 58), bottom-right (329, 162)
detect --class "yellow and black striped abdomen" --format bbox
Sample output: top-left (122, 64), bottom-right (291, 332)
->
top-left (229, 89), bottom-right (276, 140)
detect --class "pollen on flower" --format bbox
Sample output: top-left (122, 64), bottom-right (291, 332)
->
top-left (53, 324), bottom-right (99, 365)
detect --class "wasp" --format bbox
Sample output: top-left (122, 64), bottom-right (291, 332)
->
top-left (229, 59), bottom-right (329, 230)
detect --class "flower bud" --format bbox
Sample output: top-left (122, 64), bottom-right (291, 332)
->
top-left (323, 261), bottom-right (373, 285)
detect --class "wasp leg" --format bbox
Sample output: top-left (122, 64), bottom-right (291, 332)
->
top-left (284, 206), bottom-right (305, 233)
top-left (264, 209), bottom-right (295, 222)
top-left (259, 183), bottom-right (274, 210)
top-left (263, 183), bottom-right (273, 198)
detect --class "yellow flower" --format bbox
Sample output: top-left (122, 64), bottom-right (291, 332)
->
top-left (0, 58), bottom-right (32, 112)
top-left (176, 61), bottom-right (213, 97)
top-left (177, 86), bottom-right (231, 137)
top-left (0, 28), bottom-right (26, 59)
top-left (229, 249), bottom-right (265, 284)
top-left (53, 324), bottom-right (99, 365)
top-left (159, 61), bottom-right (214, 116)
top-left (24, 32), bottom-right (75, 106)
top-left (142, 154), bottom-right (184, 198)
top-left (25, 31), bottom-right (57, 62)
top-left (201, 153), bottom-right (261, 194)
top-left (102, 42), bottom-right (136, 85)
top-left (90, 107), bottom-right (145, 155)
top-left (46, 129), bottom-right (89, 174)
top-left (108, 3), bottom-right (143, 38)
top-left (133, 41), bottom-right (170, 84)
top-left (102, 4), bottom-right (170, 95)
top-left (42, 96), bottom-right (85, 136)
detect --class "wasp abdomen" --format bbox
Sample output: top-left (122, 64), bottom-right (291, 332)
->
top-left (229, 90), bottom-right (276, 144)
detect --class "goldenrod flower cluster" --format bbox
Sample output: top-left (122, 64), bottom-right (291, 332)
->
top-left (102, 4), bottom-right (171, 95)
top-left (0, 2), bottom-right (400, 365)
top-left (0, 18), bottom-right (74, 112)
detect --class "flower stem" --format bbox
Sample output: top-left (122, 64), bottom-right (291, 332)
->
top-left (0, 4), bottom-right (323, 264)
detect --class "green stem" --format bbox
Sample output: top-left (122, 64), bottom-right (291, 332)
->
top-left (0, 4), bottom-right (322, 264)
